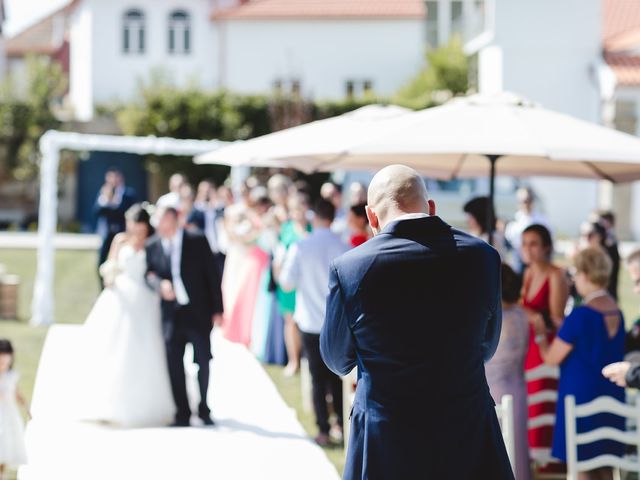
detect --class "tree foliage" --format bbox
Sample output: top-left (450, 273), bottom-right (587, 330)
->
top-left (114, 76), bottom-right (276, 182)
top-left (394, 37), bottom-right (469, 110)
top-left (0, 56), bottom-right (66, 180)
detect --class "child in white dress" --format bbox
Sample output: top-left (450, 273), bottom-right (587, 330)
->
top-left (0, 339), bottom-right (28, 479)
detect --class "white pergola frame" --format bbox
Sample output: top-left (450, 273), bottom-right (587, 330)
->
top-left (31, 130), bottom-right (227, 326)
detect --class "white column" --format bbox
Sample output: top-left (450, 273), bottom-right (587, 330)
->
top-left (438, 0), bottom-right (451, 46)
top-left (31, 131), bottom-right (60, 326)
top-left (478, 45), bottom-right (503, 94)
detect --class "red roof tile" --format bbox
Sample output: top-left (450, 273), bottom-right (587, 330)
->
top-left (6, 0), bottom-right (78, 57)
top-left (603, 0), bottom-right (640, 49)
top-left (605, 53), bottom-right (640, 86)
top-left (214, 0), bottom-right (426, 20)
top-left (602, 1), bottom-right (640, 85)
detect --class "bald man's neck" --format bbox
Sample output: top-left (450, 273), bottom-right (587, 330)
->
top-left (378, 204), bottom-right (429, 229)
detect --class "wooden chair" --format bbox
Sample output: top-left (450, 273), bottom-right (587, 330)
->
top-left (565, 394), bottom-right (640, 480)
top-left (495, 394), bottom-right (516, 473)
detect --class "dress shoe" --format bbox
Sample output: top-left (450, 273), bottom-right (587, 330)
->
top-left (314, 433), bottom-right (331, 447)
top-left (200, 416), bottom-right (216, 426)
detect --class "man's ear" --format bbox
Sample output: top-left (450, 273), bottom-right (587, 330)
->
top-left (366, 205), bottom-right (379, 233)
top-left (428, 199), bottom-right (437, 217)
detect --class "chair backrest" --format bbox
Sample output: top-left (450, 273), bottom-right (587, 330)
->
top-left (525, 364), bottom-right (560, 465)
top-left (565, 394), bottom-right (640, 480)
top-left (495, 394), bottom-right (516, 473)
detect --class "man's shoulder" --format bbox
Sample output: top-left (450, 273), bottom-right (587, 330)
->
top-left (333, 226), bottom-right (497, 267)
top-left (146, 234), bottom-right (161, 247)
top-left (145, 234), bottom-right (161, 253)
top-left (332, 234), bottom-right (382, 269)
top-left (450, 227), bottom-right (501, 260)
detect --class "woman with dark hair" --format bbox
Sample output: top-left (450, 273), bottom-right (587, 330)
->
top-left (80, 203), bottom-right (174, 427)
top-left (348, 203), bottom-right (371, 248)
top-left (581, 221), bottom-right (620, 300)
top-left (485, 264), bottom-right (531, 480)
top-left (463, 196), bottom-right (506, 256)
top-left (520, 223), bottom-right (570, 468)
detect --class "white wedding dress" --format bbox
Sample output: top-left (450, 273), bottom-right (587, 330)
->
top-left (79, 244), bottom-right (175, 427)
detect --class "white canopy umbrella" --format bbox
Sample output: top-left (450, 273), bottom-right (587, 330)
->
top-left (198, 92), bottom-right (640, 241)
top-left (194, 104), bottom-right (410, 171)
top-left (321, 92), bottom-right (640, 183)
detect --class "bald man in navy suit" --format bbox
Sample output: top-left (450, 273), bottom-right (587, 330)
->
top-left (321, 165), bottom-right (513, 479)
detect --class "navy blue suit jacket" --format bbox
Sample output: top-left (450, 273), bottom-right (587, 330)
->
top-left (93, 186), bottom-right (137, 240)
top-left (321, 216), bottom-right (513, 480)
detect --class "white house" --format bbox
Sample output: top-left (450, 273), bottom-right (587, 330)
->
top-left (70, 0), bottom-right (219, 120)
top-left (215, 1), bottom-right (426, 100)
top-left (424, 0), bottom-right (604, 237)
top-left (602, 0), bottom-right (640, 239)
top-left (65, 0), bottom-right (426, 120)
top-left (485, 0), bottom-right (603, 238)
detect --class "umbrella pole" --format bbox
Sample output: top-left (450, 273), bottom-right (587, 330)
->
top-left (487, 155), bottom-right (500, 246)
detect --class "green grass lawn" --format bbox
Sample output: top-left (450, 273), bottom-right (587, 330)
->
top-left (1, 247), bottom-right (639, 478)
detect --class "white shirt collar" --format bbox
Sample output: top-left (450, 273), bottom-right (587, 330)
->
top-left (394, 213), bottom-right (430, 222)
top-left (172, 228), bottom-right (184, 245)
top-left (162, 229), bottom-right (184, 249)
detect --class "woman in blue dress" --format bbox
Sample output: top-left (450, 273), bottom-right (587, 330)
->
top-left (535, 247), bottom-right (625, 480)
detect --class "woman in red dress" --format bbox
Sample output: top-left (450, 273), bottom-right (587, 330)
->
top-left (520, 224), bottom-right (569, 467)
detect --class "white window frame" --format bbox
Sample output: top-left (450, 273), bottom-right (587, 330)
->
top-left (123, 9), bottom-right (145, 54)
top-left (168, 10), bottom-right (191, 55)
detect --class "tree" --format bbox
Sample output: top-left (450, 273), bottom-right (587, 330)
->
top-left (115, 76), bottom-right (275, 183)
top-left (0, 56), bottom-right (66, 181)
top-left (394, 36), bottom-right (469, 110)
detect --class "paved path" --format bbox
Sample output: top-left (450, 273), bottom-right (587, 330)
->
top-left (19, 325), bottom-right (339, 480)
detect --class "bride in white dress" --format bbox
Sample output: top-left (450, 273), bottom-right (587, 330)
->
top-left (79, 204), bottom-right (174, 428)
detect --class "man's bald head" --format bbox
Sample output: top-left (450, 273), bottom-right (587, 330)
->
top-left (366, 165), bottom-right (435, 234)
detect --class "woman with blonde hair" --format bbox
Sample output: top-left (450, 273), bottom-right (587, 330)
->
top-left (536, 248), bottom-right (625, 480)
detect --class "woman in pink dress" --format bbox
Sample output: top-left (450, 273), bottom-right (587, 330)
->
top-left (221, 186), bottom-right (271, 346)
top-left (486, 264), bottom-right (531, 480)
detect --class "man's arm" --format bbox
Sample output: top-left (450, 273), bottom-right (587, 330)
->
top-left (482, 250), bottom-right (502, 362)
top-left (278, 243), bottom-right (301, 293)
top-left (320, 262), bottom-right (357, 376)
top-left (144, 241), bottom-right (161, 292)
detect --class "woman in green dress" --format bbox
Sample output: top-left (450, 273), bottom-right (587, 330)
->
top-left (274, 194), bottom-right (312, 376)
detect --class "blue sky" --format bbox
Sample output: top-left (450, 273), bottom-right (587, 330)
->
top-left (5, 0), bottom-right (69, 37)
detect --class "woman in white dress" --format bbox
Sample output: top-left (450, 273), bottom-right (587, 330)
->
top-left (80, 204), bottom-right (174, 428)
top-left (0, 339), bottom-right (28, 478)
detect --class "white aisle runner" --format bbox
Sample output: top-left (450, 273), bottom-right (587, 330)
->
top-left (19, 325), bottom-right (340, 480)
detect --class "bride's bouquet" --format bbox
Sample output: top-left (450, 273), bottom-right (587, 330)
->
top-left (99, 259), bottom-right (123, 287)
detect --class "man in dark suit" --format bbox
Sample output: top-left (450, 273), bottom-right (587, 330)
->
top-left (186, 180), bottom-right (227, 279)
top-left (320, 165), bottom-right (513, 479)
top-left (94, 168), bottom-right (136, 284)
top-left (145, 207), bottom-right (223, 427)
